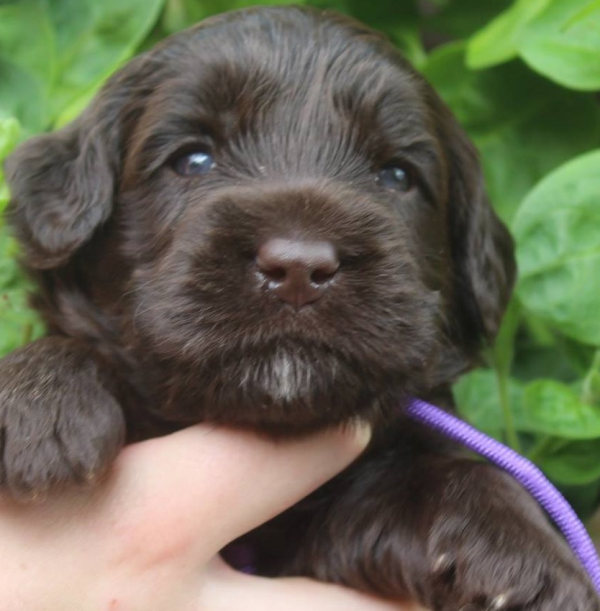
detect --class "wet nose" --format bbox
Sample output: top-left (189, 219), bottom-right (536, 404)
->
top-left (256, 238), bottom-right (339, 308)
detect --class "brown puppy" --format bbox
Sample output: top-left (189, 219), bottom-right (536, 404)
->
top-left (1, 6), bottom-right (597, 610)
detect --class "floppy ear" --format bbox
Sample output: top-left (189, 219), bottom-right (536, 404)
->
top-left (4, 116), bottom-right (117, 269)
top-left (3, 54), bottom-right (157, 270)
top-left (437, 103), bottom-right (516, 361)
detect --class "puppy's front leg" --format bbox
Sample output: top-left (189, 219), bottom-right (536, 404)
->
top-left (287, 420), bottom-right (599, 611)
top-left (0, 336), bottom-right (125, 500)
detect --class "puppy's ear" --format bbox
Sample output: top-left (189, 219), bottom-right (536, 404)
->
top-left (4, 55), bottom-right (155, 269)
top-left (438, 103), bottom-right (516, 358)
top-left (4, 116), bottom-right (116, 269)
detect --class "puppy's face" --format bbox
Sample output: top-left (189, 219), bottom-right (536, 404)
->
top-left (5, 8), bottom-right (515, 433)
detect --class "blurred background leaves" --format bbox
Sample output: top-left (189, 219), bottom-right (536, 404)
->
top-left (1, 0), bottom-right (600, 517)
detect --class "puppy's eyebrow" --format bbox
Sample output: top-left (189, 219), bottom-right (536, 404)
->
top-left (131, 115), bottom-right (216, 175)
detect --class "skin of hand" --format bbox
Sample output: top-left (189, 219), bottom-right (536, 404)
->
top-left (0, 424), bottom-right (426, 611)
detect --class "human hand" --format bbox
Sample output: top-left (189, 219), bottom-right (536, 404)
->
top-left (0, 424), bottom-right (425, 611)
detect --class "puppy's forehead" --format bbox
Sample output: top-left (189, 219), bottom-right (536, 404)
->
top-left (132, 8), bottom-right (438, 177)
top-left (180, 14), bottom-right (417, 103)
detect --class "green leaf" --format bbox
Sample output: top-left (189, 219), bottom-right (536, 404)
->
top-left (0, 226), bottom-right (23, 289)
top-left (454, 369), bottom-right (524, 438)
top-left (0, 1), bottom-right (56, 87)
top-left (0, 225), bottom-right (44, 358)
top-left (0, 0), bottom-right (166, 130)
top-left (536, 438), bottom-right (600, 485)
top-left (0, 116), bottom-right (19, 163)
top-left (0, 57), bottom-right (47, 134)
top-left (519, 0), bottom-right (600, 90)
top-left (468, 0), bottom-right (600, 88)
top-left (50, 0), bottom-right (167, 126)
top-left (0, 182), bottom-right (8, 213)
top-left (454, 370), bottom-right (600, 501)
top-left (0, 116), bottom-right (20, 213)
top-left (514, 150), bottom-right (600, 345)
top-left (161, 0), bottom-right (209, 34)
top-left (0, 289), bottom-right (44, 357)
top-left (0, 1), bottom-right (56, 132)
top-left (343, 0), bottom-right (424, 64)
top-left (582, 350), bottom-right (600, 406)
top-left (522, 379), bottom-right (600, 439)
top-left (307, 0), bottom-right (348, 9)
top-left (425, 0), bottom-right (512, 40)
top-left (422, 44), bottom-right (600, 221)
top-left (466, 0), bottom-right (550, 69)
top-left (48, 0), bottom-right (95, 59)
top-left (557, 479), bottom-right (600, 519)
top-left (513, 317), bottom-right (595, 384)
top-left (455, 369), bottom-right (600, 440)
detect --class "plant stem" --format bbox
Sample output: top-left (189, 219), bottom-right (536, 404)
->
top-left (20, 322), bottom-right (33, 346)
top-left (527, 435), bottom-right (554, 463)
top-left (494, 365), bottom-right (521, 452)
top-left (581, 349), bottom-right (600, 406)
top-left (490, 299), bottom-right (522, 452)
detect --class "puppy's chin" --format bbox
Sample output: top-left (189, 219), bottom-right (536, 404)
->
top-left (244, 348), bottom-right (317, 405)
top-left (142, 342), bottom-right (407, 435)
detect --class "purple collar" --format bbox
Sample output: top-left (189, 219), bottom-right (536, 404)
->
top-left (407, 397), bottom-right (600, 594)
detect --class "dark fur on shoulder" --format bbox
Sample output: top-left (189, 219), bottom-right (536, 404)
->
top-left (1, 7), bottom-right (596, 610)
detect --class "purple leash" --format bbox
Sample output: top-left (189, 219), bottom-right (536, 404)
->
top-left (406, 397), bottom-right (600, 594)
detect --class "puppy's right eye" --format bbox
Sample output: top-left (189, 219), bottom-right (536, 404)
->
top-left (377, 165), bottom-right (413, 192)
top-left (171, 151), bottom-right (215, 177)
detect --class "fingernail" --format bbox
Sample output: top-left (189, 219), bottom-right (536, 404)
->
top-left (357, 421), bottom-right (372, 446)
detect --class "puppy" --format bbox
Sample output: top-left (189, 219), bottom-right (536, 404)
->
top-left (1, 6), bottom-right (597, 610)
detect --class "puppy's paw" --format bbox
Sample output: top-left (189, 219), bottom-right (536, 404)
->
top-left (426, 503), bottom-right (598, 611)
top-left (288, 457), bottom-right (599, 611)
top-left (411, 462), bottom-right (598, 611)
top-left (0, 338), bottom-right (125, 500)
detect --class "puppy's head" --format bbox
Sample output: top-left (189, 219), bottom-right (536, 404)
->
top-left (5, 7), bottom-right (515, 433)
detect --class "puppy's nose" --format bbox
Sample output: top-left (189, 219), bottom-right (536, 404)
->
top-left (256, 238), bottom-right (339, 308)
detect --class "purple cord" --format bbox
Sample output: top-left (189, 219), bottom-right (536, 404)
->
top-left (406, 397), bottom-right (600, 594)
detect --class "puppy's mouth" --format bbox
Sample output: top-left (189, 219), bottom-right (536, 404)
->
top-left (136, 327), bottom-right (432, 434)
top-left (131, 287), bottom-right (441, 433)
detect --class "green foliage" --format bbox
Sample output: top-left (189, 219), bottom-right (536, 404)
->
top-left (0, 115), bottom-right (45, 354)
top-left (1, 0), bottom-right (600, 516)
top-left (468, 0), bottom-right (600, 90)
top-left (0, 0), bottom-right (166, 132)
top-left (467, 0), bottom-right (551, 69)
top-left (422, 43), bottom-right (599, 222)
top-left (515, 150), bottom-right (600, 344)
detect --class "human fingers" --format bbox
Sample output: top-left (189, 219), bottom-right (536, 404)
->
top-left (108, 422), bottom-right (371, 561)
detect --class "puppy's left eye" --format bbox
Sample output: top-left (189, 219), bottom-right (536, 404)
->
top-left (171, 151), bottom-right (215, 177)
top-left (377, 165), bottom-right (413, 192)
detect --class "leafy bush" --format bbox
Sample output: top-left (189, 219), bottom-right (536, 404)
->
top-left (1, 0), bottom-right (600, 516)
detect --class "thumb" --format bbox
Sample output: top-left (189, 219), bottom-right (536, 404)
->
top-left (113, 422), bottom-right (371, 555)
